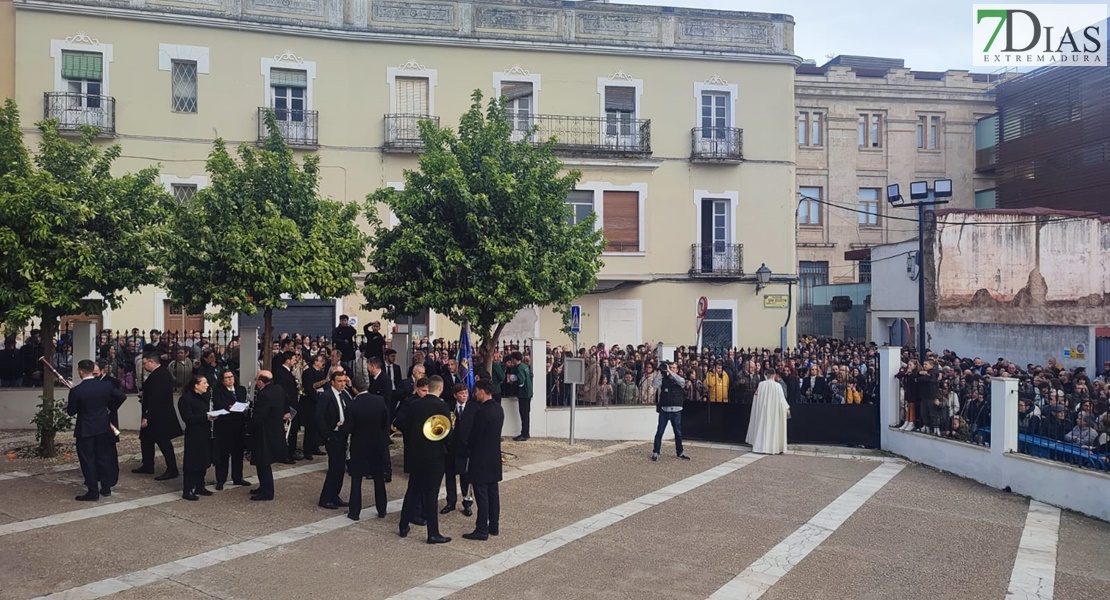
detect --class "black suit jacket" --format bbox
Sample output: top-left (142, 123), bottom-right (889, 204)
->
top-left (368, 370), bottom-right (391, 400)
top-left (140, 366), bottom-right (183, 440)
top-left (394, 394), bottom-right (450, 475)
top-left (447, 400), bottom-right (478, 473)
top-left (316, 386), bottom-right (351, 443)
top-left (467, 400), bottom-right (504, 484)
top-left (800, 375), bottom-right (828, 401)
top-left (346, 392), bottom-right (390, 478)
top-left (66, 377), bottom-right (125, 437)
top-left (251, 384), bottom-right (287, 466)
top-left (273, 366), bottom-right (299, 412)
top-left (385, 363), bottom-right (403, 392)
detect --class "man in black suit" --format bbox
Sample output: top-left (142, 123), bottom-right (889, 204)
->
top-left (383, 349), bottom-right (403, 412)
top-left (316, 369), bottom-right (351, 510)
top-left (67, 359), bottom-right (126, 501)
top-left (250, 370), bottom-right (287, 501)
top-left (133, 353), bottom-right (182, 480)
top-left (463, 379), bottom-right (504, 541)
top-left (272, 351), bottom-right (301, 462)
top-left (366, 356), bottom-right (394, 481)
top-left (394, 377), bottom-right (451, 544)
top-left (212, 369), bottom-right (251, 490)
top-left (345, 387), bottom-right (390, 521)
top-left (442, 382), bottom-right (476, 517)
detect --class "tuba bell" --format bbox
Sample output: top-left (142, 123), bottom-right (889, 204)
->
top-left (422, 414), bottom-right (451, 441)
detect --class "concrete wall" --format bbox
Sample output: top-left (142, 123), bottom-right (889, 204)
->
top-left (869, 239), bottom-right (919, 347)
top-left (928, 321), bottom-right (1097, 374)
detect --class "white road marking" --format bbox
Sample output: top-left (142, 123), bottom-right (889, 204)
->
top-left (1006, 500), bottom-right (1061, 600)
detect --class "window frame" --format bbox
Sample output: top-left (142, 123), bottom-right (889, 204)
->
top-left (857, 188), bottom-right (882, 227)
top-left (494, 69), bottom-right (542, 136)
top-left (564, 191), bottom-right (596, 227)
top-left (798, 110), bottom-right (823, 147)
top-left (597, 76), bottom-right (644, 140)
top-left (574, 182), bottom-right (648, 256)
top-left (798, 186), bottom-right (822, 226)
top-left (51, 38), bottom-right (113, 96)
top-left (160, 174), bottom-right (209, 199)
top-left (917, 113), bottom-right (944, 150)
top-left (387, 62), bottom-right (438, 116)
top-left (858, 112), bottom-right (883, 149)
top-left (261, 55), bottom-right (316, 113)
top-left (159, 44), bottom-right (209, 114)
top-left (170, 60), bottom-right (198, 114)
top-left (692, 79), bottom-right (738, 134)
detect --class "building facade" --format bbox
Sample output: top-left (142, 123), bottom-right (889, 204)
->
top-left (4, 0), bottom-right (799, 350)
top-left (793, 55), bottom-right (997, 306)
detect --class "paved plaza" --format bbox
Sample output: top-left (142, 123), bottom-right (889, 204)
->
top-left (1, 437), bottom-right (1109, 600)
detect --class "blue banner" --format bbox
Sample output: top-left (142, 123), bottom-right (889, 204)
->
top-left (458, 324), bottom-right (475, 391)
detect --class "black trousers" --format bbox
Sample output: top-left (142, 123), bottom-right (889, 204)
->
top-left (518, 397), bottom-right (531, 437)
top-left (300, 401), bottom-right (320, 455)
top-left (349, 474), bottom-right (387, 518)
top-left (472, 481), bottom-right (500, 535)
top-left (140, 436), bottom-right (178, 473)
top-left (183, 470), bottom-right (207, 494)
top-left (76, 432), bottom-right (117, 491)
top-left (319, 436), bottom-right (347, 504)
top-left (286, 414), bottom-right (302, 458)
top-left (444, 458), bottom-right (470, 507)
top-left (213, 423), bottom-right (245, 485)
top-left (401, 469), bottom-right (444, 537)
top-left (255, 463), bottom-right (274, 498)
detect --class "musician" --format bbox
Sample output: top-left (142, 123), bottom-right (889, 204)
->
top-left (394, 377), bottom-right (451, 544)
top-left (345, 386), bottom-right (390, 521)
top-left (300, 354), bottom-right (329, 460)
top-left (273, 351), bottom-right (300, 463)
top-left (442, 383), bottom-right (476, 517)
top-left (463, 379), bottom-right (504, 541)
top-left (250, 370), bottom-right (286, 501)
top-left (133, 352), bottom-right (182, 480)
top-left (212, 369), bottom-right (250, 490)
top-left (178, 375), bottom-right (216, 501)
top-left (384, 349), bottom-right (403, 411)
top-left (66, 359), bottom-right (126, 501)
top-left (316, 369), bottom-right (352, 510)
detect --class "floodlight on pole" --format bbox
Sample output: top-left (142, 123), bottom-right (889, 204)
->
top-left (886, 184), bottom-right (903, 205)
top-left (933, 179), bottom-right (953, 198)
top-left (909, 181), bottom-right (929, 200)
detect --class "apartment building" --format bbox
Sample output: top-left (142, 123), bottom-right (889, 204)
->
top-left (3, 0), bottom-right (799, 349)
top-left (794, 55), bottom-right (997, 304)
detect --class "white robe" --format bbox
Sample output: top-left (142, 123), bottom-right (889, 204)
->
top-left (747, 379), bottom-right (789, 454)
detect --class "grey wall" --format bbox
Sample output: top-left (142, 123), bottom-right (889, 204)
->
top-left (928, 321), bottom-right (1096, 373)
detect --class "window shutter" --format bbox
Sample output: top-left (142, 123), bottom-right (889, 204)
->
top-left (271, 68), bottom-right (307, 88)
top-left (602, 191), bottom-right (639, 251)
top-left (500, 81), bottom-right (533, 102)
top-left (61, 51), bottom-right (102, 81)
top-left (604, 86), bottom-right (635, 112)
top-left (395, 77), bottom-right (429, 115)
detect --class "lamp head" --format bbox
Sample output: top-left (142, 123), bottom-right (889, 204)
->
top-left (909, 181), bottom-right (929, 200)
top-left (756, 263), bottom-right (772, 285)
top-left (933, 179), bottom-right (953, 198)
top-left (886, 184), bottom-right (902, 205)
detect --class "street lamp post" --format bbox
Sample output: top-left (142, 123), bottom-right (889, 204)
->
top-left (886, 180), bottom-right (951, 360)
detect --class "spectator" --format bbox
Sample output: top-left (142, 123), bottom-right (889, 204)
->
top-left (0, 337), bottom-right (22, 387)
top-left (800, 365), bottom-right (828, 403)
top-left (705, 362), bottom-right (729, 403)
top-left (1017, 399), bottom-right (1040, 435)
top-left (615, 372), bottom-right (638, 405)
top-left (1039, 405), bottom-right (1073, 441)
top-left (1064, 414), bottom-right (1098, 448)
top-left (596, 374), bottom-right (614, 406)
top-left (638, 363), bottom-right (658, 406)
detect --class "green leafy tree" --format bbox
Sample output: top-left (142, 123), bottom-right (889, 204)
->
top-left (0, 99), bottom-right (169, 456)
top-left (162, 111), bottom-right (369, 368)
top-left (363, 90), bottom-right (605, 372)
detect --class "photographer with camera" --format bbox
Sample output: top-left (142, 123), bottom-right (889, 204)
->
top-left (650, 362), bottom-right (691, 462)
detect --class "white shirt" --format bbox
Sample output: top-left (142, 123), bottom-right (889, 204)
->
top-left (331, 386), bottom-right (347, 430)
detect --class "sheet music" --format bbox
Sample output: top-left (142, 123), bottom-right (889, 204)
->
top-left (207, 409), bottom-right (230, 417)
top-left (229, 402), bottom-right (249, 413)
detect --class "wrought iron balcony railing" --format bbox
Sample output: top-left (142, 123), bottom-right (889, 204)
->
top-left (520, 114), bottom-right (651, 157)
top-left (43, 92), bottom-right (115, 135)
top-left (690, 243), bottom-right (744, 276)
top-left (690, 127), bottom-right (743, 162)
top-left (383, 114), bottom-right (439, 151)
top-left (257, 107), bottom-right (318, 147)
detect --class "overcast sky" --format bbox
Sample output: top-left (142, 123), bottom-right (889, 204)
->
top-left (622, 0), bottom-right (1079, 73)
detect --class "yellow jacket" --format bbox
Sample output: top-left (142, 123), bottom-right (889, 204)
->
top-left (845, 387), bottom-right (862, 404)
top-left (705, 371), bottom-right (729, 402)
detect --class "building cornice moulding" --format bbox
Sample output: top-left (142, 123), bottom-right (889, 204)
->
top-left (15, 0), bottom-right (803, 67)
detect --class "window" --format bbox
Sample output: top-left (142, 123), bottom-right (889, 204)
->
top-left (271, 68), bottom-right (307, 123)
top-left (858, 188), bottom-right (881, 227)
top-left (701, 308), bottom-right (734, 350)
top-left (602, 190), bottom-right (639, 252)
top-left (798, 186), bottom-right (822, 226)
top-left (604, 85), bottom-right (636, 138)
top-left (799, 261), bottom-right (829, 307)
top-left (171, 60), bottom-right (197, 113)
top-left (974, 189), bottom-right (997, 209)
top-left (700, 92), bottom-right (730, 135)
top-left (565, 191), bottom-right (594, 226)
top-left (171, 184), bottom-right (198, 202)
top-left (858, 260), bottom-right (872, 283)
top-left (396, 76), bottom-right (430, 115)
top-left (500, 81), bottom-right (534, 132)
top-left (917, 114), bottom-right (942, 149)
top-left (858, 113), bottom-right (882, 148)
top-left (798, 111), bottom-right (823, 146)
top-left (61, 51), bottom-right (103, 108)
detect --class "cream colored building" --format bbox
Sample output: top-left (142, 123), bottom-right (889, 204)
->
top-left (3, 0), bottom-right (799, 350)
top-left (794, 56), bottom-right (997, 305)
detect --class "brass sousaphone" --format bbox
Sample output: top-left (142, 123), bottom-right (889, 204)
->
top-left (423, 414), bottom-right (452, 441)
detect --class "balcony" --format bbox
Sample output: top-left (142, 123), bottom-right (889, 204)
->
top-left (690, 127), bottom-right (743, 163)
top-left (383, 114), bottom-right (439, 152)
top-left (525, 114), bottom-right (651, 158)
top-left (690, 243), bottom-right (744, 277)
top-left (43, 92), bottom-right (115, 136)
top-left (257, 107), bottom-right (318, 148)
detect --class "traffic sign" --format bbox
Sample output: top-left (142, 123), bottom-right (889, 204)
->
top-left (570, 305), bottom-right (581, 333)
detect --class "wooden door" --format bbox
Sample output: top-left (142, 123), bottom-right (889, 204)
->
top-left (163, 301), bottom-right (205, 335)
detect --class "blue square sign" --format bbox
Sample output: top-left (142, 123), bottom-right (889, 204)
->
top-left (570, 305), bottom-right (581, 334)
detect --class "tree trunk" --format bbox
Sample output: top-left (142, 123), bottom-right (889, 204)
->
top-left (479, 322), bottom-right (508, 376)
top-left (38, 312), bottom-right (58, 458)
top-left (261, 307), bottom-right (274, 371)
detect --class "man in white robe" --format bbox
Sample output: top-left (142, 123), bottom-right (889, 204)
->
top-left (747, 369), bottom-right (790, 454)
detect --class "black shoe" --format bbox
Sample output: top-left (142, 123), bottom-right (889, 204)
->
top-left (131, 466), bottom-right (155, 474)
top-left (75, 491), bottom-right (99, 502)
top-left (462, 531), bottom-right (488, 541)
top-left (385, 473), bottom-right (393, 483)
top-left (154, 471), bottom-right (179, 481)
top-left (293, 450), bottom-right (304, 460)
top-left (303, 455), bottom-right (315, 461)
top-left (440, 505), bottom-right (455, 515)
top-left (347, 513), bottom-right (359, 521)
top-left (233, 479), bottom-right (252, 487)
top-left (335, 500), bottom-right (349, 508)
top-left (249, 488), bottom-right (264, 495)
top-left (427, 535), bottom-right (451, 544)
top-left (99, 487), bottom-right (111, 497)
top-left (651, 453), bottom-right (659, 462)
top-left (377, 512), bottom-right (387, 519)
top-left (411, 518), bottom-right (427, 526)
top-left (215, 483), bottom-right (225, 491)
top-left (399, 524), bottom-right (410, 538)
top-left (281, 459), bottom-right (296, 465)
top-left (677, 454), bottom-right (691, 461)
top-left (182, 492), bottom-right (199, 501)
top-left (195, 487), bottom-right (213, 496)
top-left (512, 435), bottom-right (526, 442)
top-left (318, 502), bottom-right (339, 510)
top-left (250, 495), bottom-right (273, 501)
top-left (462, 505), bottom-right (473, 517)
top-left (489, 527), bottom-right (499, 536)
